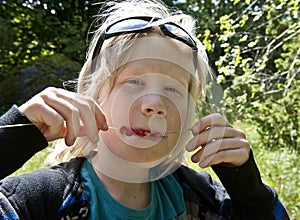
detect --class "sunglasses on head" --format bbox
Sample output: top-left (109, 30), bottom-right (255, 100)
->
top-left (91, 16), bottom-right (198, 65)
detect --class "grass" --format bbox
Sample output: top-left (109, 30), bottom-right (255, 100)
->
top-left (187, 148), bottom-right (299, 220)
top-left (11, 123), bottom-right (299, 219)
top-left (253, 146), bottom-right (300, 219)
top-left (235, 121), bottom-right (300, 219)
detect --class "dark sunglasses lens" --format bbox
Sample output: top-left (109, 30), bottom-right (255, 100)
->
top-left (107, 19), bottom-right (150, 33)
top-left (164, 24), bottom-right (195, 47)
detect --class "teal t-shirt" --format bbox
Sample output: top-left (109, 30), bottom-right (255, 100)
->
top-left (80, 159), bottom-right (187, 220)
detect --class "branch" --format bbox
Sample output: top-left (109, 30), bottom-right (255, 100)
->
top-left (233, 0), bottom-right (258, 24)
top-left (269, 26), bottom-right (300, 54)
top-left (284, 47), bottom-right (300, 95)
top-left (266, 22), bottom-right (300, 55)
top-left (252, 13), bottom-right (285, 31)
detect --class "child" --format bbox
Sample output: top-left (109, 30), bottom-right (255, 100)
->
top-left (0, 0), bottom-right (289, 219)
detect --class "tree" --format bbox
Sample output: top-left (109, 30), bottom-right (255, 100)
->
top-left (0, 0), bottom-right (99, 112)
top-left (170, 0), bottom-right (299, 151)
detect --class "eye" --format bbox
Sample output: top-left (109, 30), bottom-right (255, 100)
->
top-left (127, 78), bottom-right (145, 85)
top-left (165, 86), bottom-right (181, 94)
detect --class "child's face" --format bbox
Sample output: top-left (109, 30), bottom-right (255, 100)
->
top-left (98, 37), bottom-right (195, 164)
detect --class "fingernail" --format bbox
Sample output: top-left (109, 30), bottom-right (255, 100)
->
top-left (199, 161), bottom-right (206, 168)
top-left (199, 159), bottom-right (209, 168)
top-left (102, 123), bottom-right (108, 130)
top-left (186, 140), bottom-right (195, 152)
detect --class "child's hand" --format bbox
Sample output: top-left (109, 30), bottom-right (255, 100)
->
top-left (185, 113), bottom-right (250, 168)
top-left (19, 87), bottom-right (108, 146)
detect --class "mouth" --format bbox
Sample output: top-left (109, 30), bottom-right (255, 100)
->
top-left (120, 126), bottom-right (165, 138)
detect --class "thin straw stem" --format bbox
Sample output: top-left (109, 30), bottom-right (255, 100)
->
top-left (0, 123), bottom-right (34, 129)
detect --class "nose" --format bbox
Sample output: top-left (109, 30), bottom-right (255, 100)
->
top-left (141, 94), bottom-right (167, 117)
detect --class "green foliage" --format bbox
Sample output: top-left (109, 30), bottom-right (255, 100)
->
top-left (0, 0), bottom-right (97, 68)
top-left (215, 0), bottom-right (300, 152)
top-left (174, 0), bottom-right (300, 152)
top-left (0, 0), bottom-right (100, 113)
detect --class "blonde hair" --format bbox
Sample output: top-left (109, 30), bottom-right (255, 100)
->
top-left (47, 0), bottom-right (212, 164)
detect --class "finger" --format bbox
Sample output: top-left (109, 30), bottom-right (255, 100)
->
top-left (55, 89), bottom-right (107, 139)
top-left (191, 113), bottom-right (232, 135)
top-left (41, 92), bottom-right (81, 146)
top-left (19, 94), bottom-right (68, 142)
top-left (36, 103), bottom-right (66, 140)
top-left (186, 127), bottom-right (246, 152)
top-left (69, 97), bottom-right (99, 143)
top-left (191, 138), bottom-right (249, 162)
top-left (50, 89), bottom-right (98, 142)
top-left (197, 148), bottom-right (250, 168)
top-left (64, 109), bottom-right (81, 146)
top-left (94, 104), bottom-right (108, 131)
top-left (81, 98), bottom-right (107, 131)
top-left (191, 138), bottom-right (250, 166)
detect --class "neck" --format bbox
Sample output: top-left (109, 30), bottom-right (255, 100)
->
top-left (92, 162), bottom-right (151, 210)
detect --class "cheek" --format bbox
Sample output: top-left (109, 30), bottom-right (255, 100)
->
top-left (166, 97), bottom-right (188, 128)
top-left (101, 91), bottom-right (133, 127)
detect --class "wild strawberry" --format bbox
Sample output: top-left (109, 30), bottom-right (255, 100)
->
top-left (144, 131), bottom-right (151, 136)
top-left (132, 128), bottom-right (144, 136)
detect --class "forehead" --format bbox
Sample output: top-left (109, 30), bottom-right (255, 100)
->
top-left (103, 35), bottom-right (196, 76)
top-left (127, 36), bottom-right (196, 74)
top-left (119, 58), bottom-right (190, 87)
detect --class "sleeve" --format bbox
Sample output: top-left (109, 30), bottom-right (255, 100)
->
top-left (0, 105), bottom-right (48, 179)
top-left (0, 191), bottom-right (19, 219)
top-left (0, 167), bottom-right (67, 219)
top-left (212, 150), bottom-right (290, 220)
